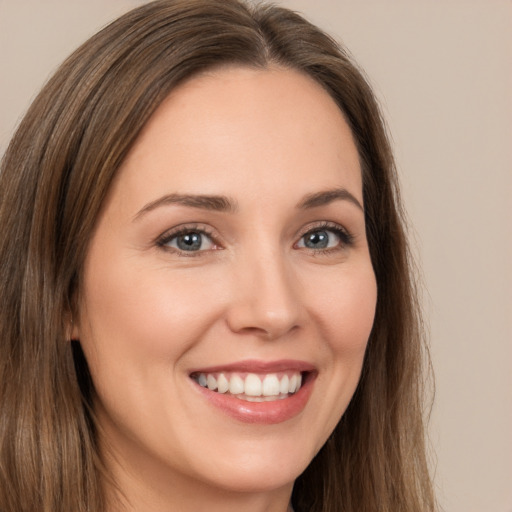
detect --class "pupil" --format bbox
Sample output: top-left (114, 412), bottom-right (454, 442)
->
top-left (178, 233), bottom-right (202, 251)
top-left (306, 231), bottom-right (328, 249)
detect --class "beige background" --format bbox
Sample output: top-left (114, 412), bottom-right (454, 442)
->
top-left (0, 1), bottom-right (511, 511)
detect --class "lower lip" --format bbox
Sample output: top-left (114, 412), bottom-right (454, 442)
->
top-left (193, 373), bottom-right (316, 424)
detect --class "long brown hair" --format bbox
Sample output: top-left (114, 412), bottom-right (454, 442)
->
top-left (0, 1), bottom-right (436, 511)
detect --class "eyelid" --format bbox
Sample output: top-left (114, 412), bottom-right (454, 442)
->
top-left (155, 223), bottom-right (221, 255)
top-left (294, 221), bottom-right (355, 250)
top-left (154, 220), bottom-right (354, 257)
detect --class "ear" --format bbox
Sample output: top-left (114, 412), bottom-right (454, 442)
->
top-left (70, 319), bottom-right (80, 341)
top-left (64, 308), bottom-right (80, 341)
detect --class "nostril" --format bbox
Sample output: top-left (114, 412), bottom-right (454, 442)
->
top-left (225, 269), bottom-right (302, 338)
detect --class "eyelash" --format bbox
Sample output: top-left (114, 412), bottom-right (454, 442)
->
top-left (156, 224), bottom-right (218, 256)
top-left (156, 221), bottom-right (354, 257)
top-left (297, 222), bottom-right (355, 254)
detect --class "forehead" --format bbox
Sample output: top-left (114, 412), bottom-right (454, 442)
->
top-left (112, 66), bottom-right (362, 209)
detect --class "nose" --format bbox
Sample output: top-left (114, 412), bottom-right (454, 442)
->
top-left (225, 249), bottom-right (302, 340)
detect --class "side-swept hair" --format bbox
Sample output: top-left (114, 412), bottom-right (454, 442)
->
top-left (0, 1), bottom-right (435, 511)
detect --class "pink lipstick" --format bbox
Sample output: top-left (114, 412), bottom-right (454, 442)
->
top-left (189, 359), bottom-right (316, 424)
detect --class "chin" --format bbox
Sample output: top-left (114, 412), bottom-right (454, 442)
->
top-left (186, 434), bottom-right (319, 494)
top-left (199, 457), bottom-right (307, 494)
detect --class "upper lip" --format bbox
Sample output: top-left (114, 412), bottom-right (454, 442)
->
top-left (189, 359), bottom-right (316, 374)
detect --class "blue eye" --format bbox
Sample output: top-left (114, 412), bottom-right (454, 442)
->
top-left (303, 230), bottom-right (335, 249)
top-left (161, 230), bottom-right (215, 252)
top-left (296, 225), bottom-right (352, 251)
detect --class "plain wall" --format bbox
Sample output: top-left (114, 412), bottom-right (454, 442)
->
top-left (1, 1), bottom-right (511, 511)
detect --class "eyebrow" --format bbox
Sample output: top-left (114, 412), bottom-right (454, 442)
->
top-left (134, 186), bottom-right (362, 221)
top-left (133, 193), bottom-right (238, 221)
top-left (297, 187), bottom-right (363, 211)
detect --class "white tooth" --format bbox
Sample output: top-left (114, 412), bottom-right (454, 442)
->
top-left (206, 374), bottom-right (217, 390)
top-left (289, 374), bottom-right (298, 393)
top-left (245, 373), bottom-right (262, 396)
top-left (198, 373), bottom-right (207, 387)
top-left (229, 375), bottom-right (244, 395)
top-left (297, 373), bottom-right (302, 390)
top-left (262, 374), bottom-right (280, 396)
top-left (217, 373), bottom-right (229, 393)
top-left (279, 374), bottom-right (289, 394)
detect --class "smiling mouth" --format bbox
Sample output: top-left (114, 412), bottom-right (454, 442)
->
top-left (191, 371), bottom-right (305, 402)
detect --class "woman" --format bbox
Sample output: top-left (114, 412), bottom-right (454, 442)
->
top-left (0, 1), bottom-right (436, 511)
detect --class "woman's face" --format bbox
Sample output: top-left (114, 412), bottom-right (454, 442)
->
top-left (75, 67), bottom-right (377, 503)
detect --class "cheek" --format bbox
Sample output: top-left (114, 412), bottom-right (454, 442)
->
top-left (300, 261), bottom-right (376, 450)
top-left (311, 262), bottom-right (377, 356)
top-left (77, 251), bottom-right (233, 381)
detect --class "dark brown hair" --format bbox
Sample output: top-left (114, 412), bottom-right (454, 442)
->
top-left (0, 1), bottom-right (435, 511)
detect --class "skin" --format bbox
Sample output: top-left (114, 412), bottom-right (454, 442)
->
top-left (74, 66), bottom-right (377, 512)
